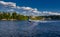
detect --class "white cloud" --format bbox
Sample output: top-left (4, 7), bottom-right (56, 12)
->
top-left (21, 7), bottom-right (33, 10)
top-left (0, 1), bottom-right (60, 16)
top-left (0, 1), bottom-right (37, 11)
top-left (16, 6), bottom-right (21, 9)
top-left (0, 1), bottom-right (16, 7)
top-left (48, 12), bottom-right (60, 15)
top-left (42, 11), bottom-right (60, 16)
top-left (7, 9), bottom-right (15, 12)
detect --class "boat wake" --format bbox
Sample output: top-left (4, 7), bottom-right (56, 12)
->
top-left (29, 19), bottom-right (59, 23)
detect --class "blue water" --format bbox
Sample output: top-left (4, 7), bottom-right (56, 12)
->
top-left (0, 20), bottom-right (60, 37)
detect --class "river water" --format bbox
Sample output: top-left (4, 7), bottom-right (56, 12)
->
top-left (0, 20), bottom-right (60, 37)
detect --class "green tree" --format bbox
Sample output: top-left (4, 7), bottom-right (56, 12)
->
top-left (11, 12), bottom-right (17, 19)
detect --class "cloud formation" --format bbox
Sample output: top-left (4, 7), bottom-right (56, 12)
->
top-left (0, 1), bottom-right (16, 7)
top-left (0, 1), bottom-right (60, 16)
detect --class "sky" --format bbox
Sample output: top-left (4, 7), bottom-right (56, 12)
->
top-left (0, 0), bottom-right (60, 16)
top-left (2, 0), bottom-right (60, 12)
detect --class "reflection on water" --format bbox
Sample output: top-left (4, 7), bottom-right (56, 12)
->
top-left (0, 20), bottom-right (60, 37)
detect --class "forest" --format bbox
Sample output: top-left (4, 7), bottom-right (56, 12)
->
top-left (0, 11), bottom-right (60, 20)
top-left (0, 12), bottom-right (28, 20)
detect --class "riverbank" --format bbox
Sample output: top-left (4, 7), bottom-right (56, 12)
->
top-left (1, 19), bottom-right (17, 21)
top-left (0, 11), bottom-right (60, 21)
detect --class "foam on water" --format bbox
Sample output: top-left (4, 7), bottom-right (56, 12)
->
top-left (29, 20), bottom-right (60, 23)
top-left (28, 22), bottom-right (39, 29)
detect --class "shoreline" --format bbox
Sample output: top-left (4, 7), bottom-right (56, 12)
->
top-left (1, 19), bottom-right (17, 21)
top-left (0, 19), bottom-right (59, 21)
top-left (0, 19), bottom-right (27, 21)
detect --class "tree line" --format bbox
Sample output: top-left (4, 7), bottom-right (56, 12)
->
top-left (0, 12), bottom-right (28, 20)
top-left (30, 15), bottom-right (60, 20)
top-left (0, 11), bottom-right (60, 20)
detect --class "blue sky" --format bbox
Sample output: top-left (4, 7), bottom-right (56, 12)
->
top-left (0, 0), bottom-right (60, 16)
top-left (3, 0), bottom-right (60, 12)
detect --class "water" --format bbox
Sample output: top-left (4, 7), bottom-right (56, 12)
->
top-left (0, 20), bottom-right (60, 37)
